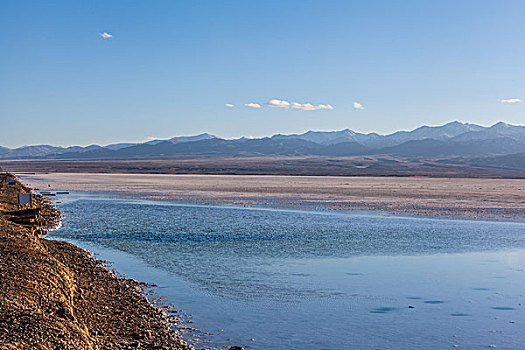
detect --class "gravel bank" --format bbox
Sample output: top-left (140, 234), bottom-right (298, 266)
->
top-left (0, 173), bottom-right (191, 349)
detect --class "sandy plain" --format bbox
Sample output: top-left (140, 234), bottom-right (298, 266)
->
top-left (19, 173), bottom-right (525, 221)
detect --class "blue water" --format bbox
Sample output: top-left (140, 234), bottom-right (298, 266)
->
top-left (49, 193), bottom-right (525, 349)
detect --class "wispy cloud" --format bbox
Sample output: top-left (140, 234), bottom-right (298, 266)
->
top-left (225, 103), bottom-right (235, 108)
top-left (100, 32), bottom-right (113, 39)
top-left (245, 102), bottom-right (261, 108)
top-left (499, 98), bottom-right (522, 103)
top-left (353, 102), bottom-right (364, 110)
top-left (290, 102), bottom-right (334, 111)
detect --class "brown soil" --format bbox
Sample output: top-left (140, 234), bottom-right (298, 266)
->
top-left (2, 157), bottom-right (524, 178)
top-left (0, 173), bottom-right (190, 350)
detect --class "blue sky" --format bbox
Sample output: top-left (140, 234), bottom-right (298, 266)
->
top-left (1, 0), bottom-right (524, 147)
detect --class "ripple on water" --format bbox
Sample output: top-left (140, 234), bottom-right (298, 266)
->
top-left (290, 273), bottom-right (311, 277)
top-left (370, 307), bottom-right (397, 314)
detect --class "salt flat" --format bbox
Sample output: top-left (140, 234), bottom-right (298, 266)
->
top-left (19, 173), bottom-right (525, 220)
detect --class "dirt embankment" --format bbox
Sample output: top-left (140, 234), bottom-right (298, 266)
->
top-left (0, 173), bottom-right (190, 349)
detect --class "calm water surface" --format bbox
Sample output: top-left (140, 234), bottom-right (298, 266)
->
top-left (49, 193), bottom-right (525, 349)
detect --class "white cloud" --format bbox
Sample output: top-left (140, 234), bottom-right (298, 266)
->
top-left (499, 98), bottom-right (522, 103)
top-left (290, 102), bottom-right (334, 111)
top-left (225, 103), bottom-right (235, 108)
top-left (353, 102), bottom-right (364, 110)
top-left (245, 102), bottom-right (261, 108)
top-left (267, 99), bottom-right (333, 111)
top-left (267, 99), bottom-right (291, 108)
top-left (100, 32), bottom-right (113, 39)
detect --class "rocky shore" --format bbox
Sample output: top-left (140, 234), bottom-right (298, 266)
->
top-left (0, 173), bottom-right (191, 349)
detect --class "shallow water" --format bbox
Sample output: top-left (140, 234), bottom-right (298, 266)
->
top-left (49, 193), bottom-right (525, 349)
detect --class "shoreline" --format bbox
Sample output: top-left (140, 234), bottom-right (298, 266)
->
top-left (19, 172), bottom-right (525, 222)
top-left (108, 191), bottom-right (525, 224)
top-left (0, 173), bottom-right (192, 349)
top-left (49, 189), bottom-right (525, 225)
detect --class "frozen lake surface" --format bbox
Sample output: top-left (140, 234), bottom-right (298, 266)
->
top-left (49, 193), bottom-right (525, 349)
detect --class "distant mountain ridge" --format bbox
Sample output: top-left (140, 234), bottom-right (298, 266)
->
top-left (91, 133), bottom-right (218, 151)
top-left (145, 133), bottom-right (216, 145)
top-left (272, 129), bottom-right (359, 145)
top-left (1, 122), bottom-right (524, 161)
top-left (273, 121), bottom-right (489, 149)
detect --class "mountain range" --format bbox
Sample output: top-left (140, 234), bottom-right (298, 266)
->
top-left (1, 122), bottom-right (524, 162)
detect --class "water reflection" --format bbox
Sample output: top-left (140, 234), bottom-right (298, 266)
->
top-left (50, 197), bottom-right (525, 349)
